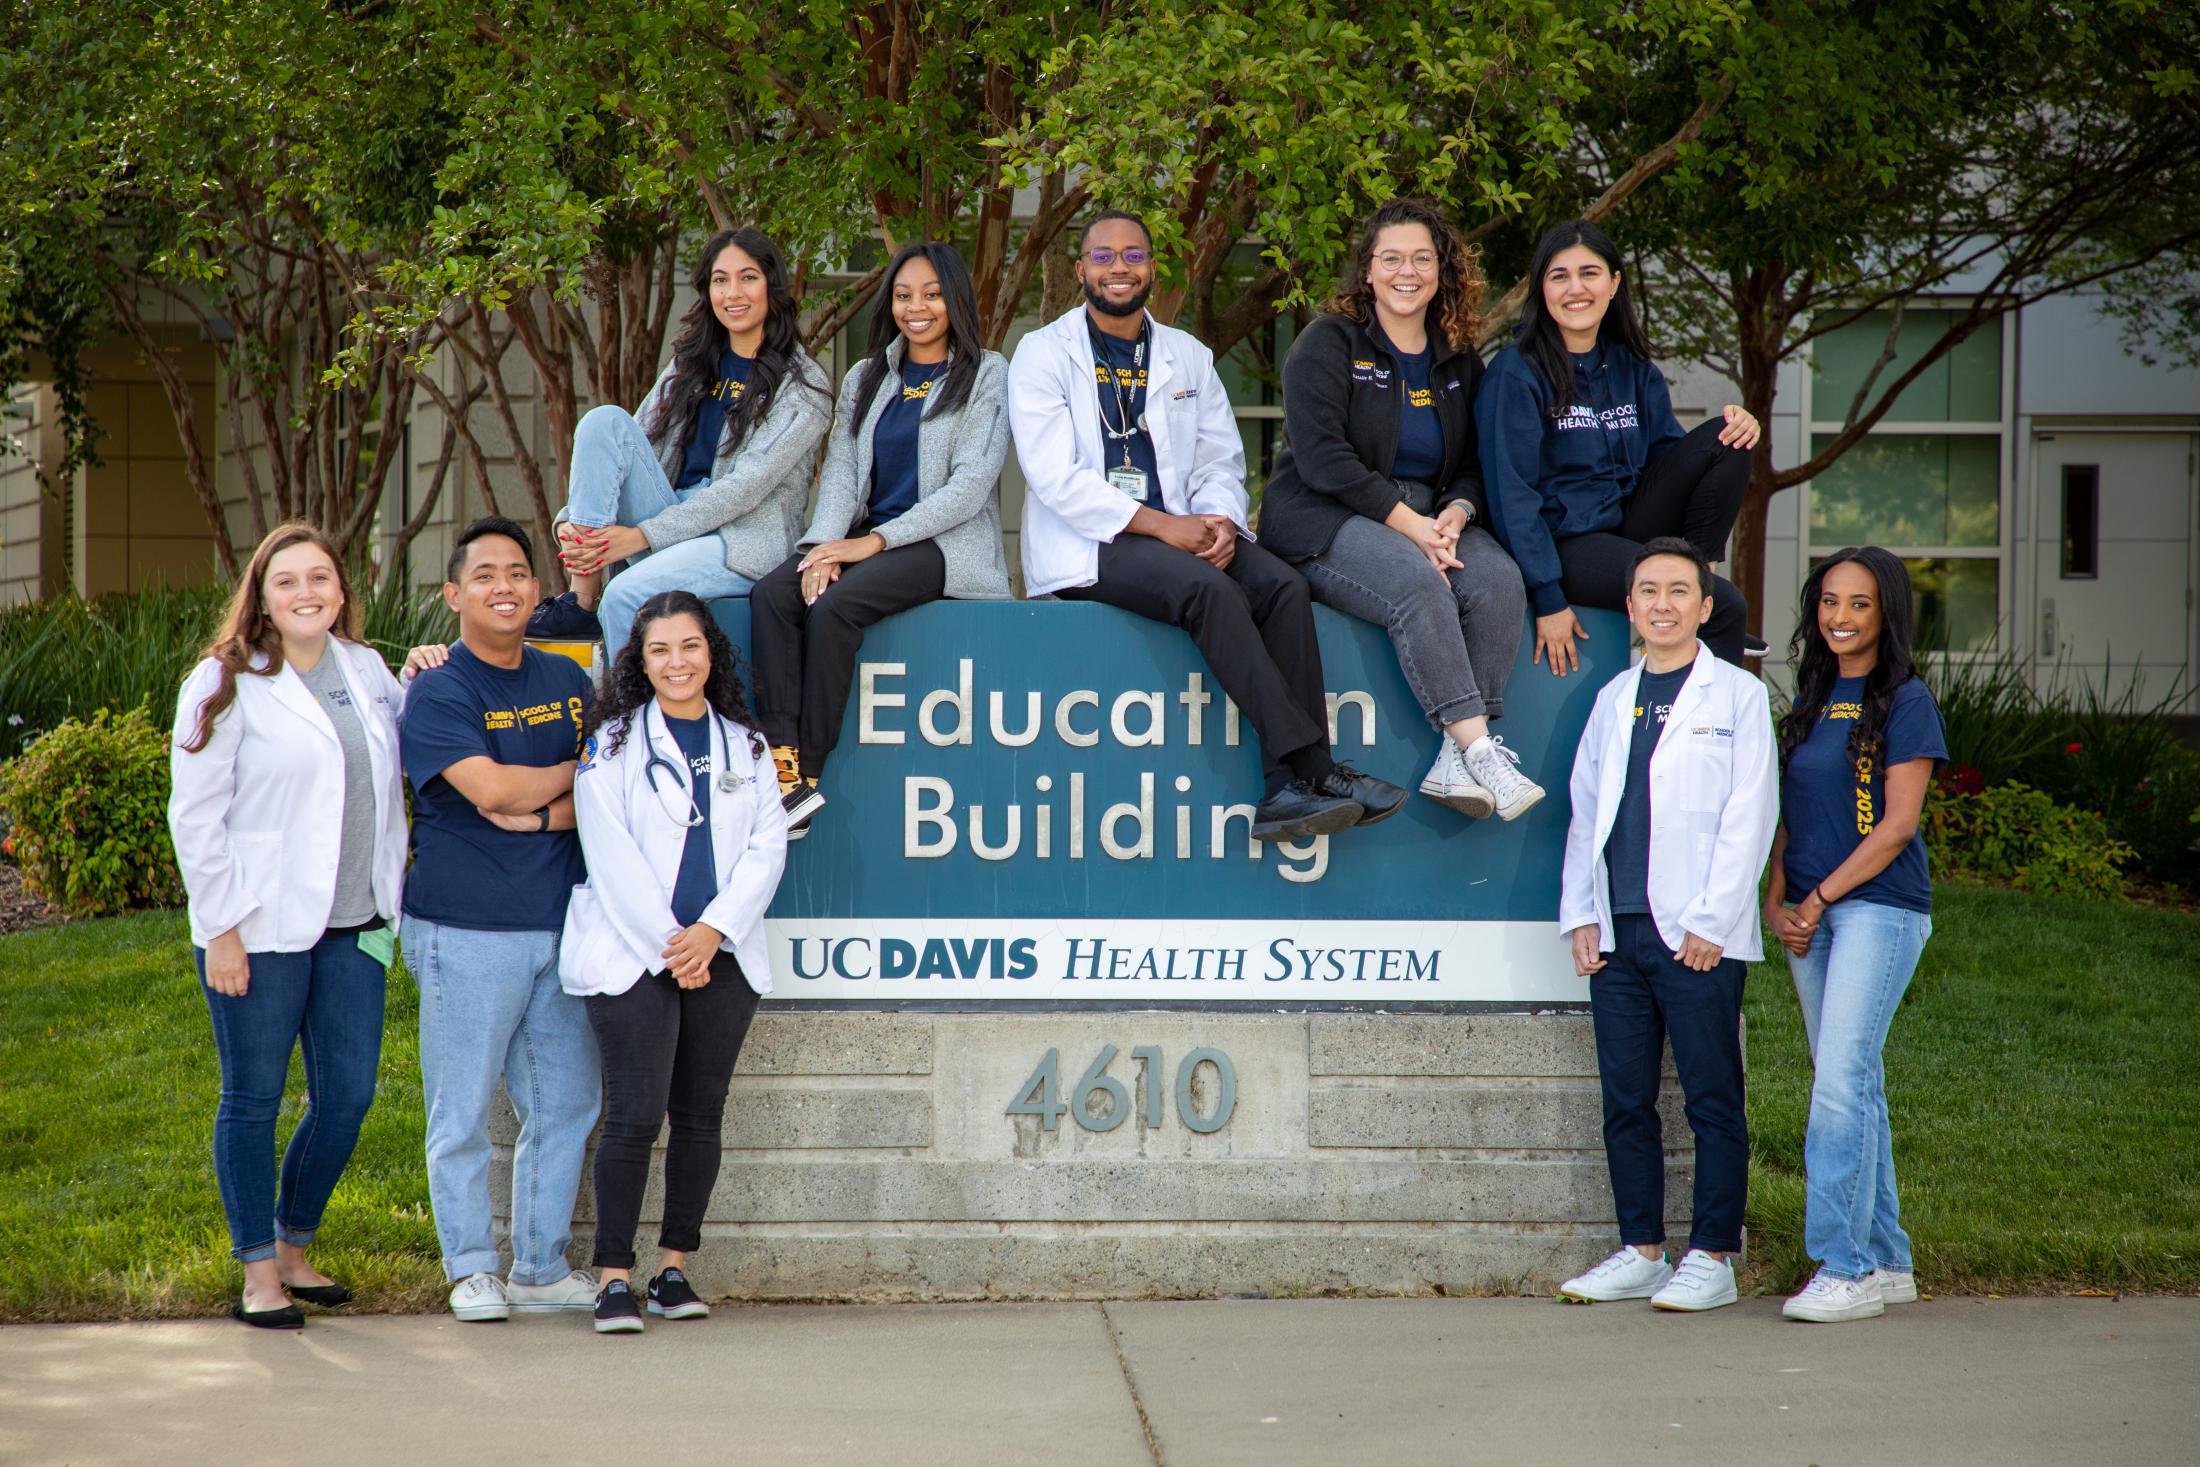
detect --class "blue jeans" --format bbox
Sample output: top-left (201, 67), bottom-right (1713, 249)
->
top-left (403, 916), bottom-right (601, 1284)
top-left (197, 929), bottom-right (386, 1262)
top-left (566, 404), bottom-right (754, 657)
top-left (1589, 912), bottom-right (1750, 1254)
top-left (1788, 898), bottom-right (1931, 1281)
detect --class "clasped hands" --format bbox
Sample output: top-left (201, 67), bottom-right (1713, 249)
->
top-left (663, 922), bottom-right (724, 988)
top-left (1152, 512), bottom-right (1239, 568)
top-left (799, 532), bottom-right (887, 603)
top-left (558, 522), bottom-right (650, 578)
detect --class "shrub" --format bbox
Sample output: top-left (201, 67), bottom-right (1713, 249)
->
top-left (1926, 780), bottom-right (2133, 902)
top-left (0, 707), bottom-right (184, 918)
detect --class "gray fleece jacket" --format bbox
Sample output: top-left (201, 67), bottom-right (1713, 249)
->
top-left (632, 347), bottom-right (833, 580)
top-left (799, 342), bottom-right (1012, 599)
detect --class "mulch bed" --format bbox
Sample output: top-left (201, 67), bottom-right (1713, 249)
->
top-left (0, 863), bottom-right (59, 935)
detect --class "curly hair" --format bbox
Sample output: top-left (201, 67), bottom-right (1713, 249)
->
top-left (647, 227), bottom-right (827, 468)
top-left (1323, 198), bottom-right (1485, 352)
top-left (581, 590), bottom-right (766, 763)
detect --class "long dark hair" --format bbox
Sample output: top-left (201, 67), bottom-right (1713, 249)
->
top-left (1323, 198), bottom-right (1485, 352)
top-left (647, 227), bottom-right (819, 465)
top-left (1514, 218), bottom-right (1654, 419)
top-left (846, 242), bottom-right (984, 434)
top-left (1779, 546), bottom-right (1923, 773)
top-left (180, 522), bottom-right (364, 753)
top-left (581, 590), bottom-right (765, 763)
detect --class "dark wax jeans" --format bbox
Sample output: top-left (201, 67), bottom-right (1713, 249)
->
top-left (197, 927), bottom-right (387, 1261)
top-left (1589, 912), bottom-right (1749, 1254)
top-left (584, 953), bottom-right (762, 1268)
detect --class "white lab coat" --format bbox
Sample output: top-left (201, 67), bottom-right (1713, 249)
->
top-left (559, 698), bottom-right (788, 997)
top-left (1007, 306), bottom-right (1250, 597)
top-left (167, 640), bottom-right (409, 952)
top-left (1559, 645), bottom-right (1779, 962)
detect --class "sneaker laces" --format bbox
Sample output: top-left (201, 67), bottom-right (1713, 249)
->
top-left (1472, 736), bottom-right (1534, 800)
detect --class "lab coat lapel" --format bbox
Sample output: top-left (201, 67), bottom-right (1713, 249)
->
top-left (1655, 645), bottom-right (1718, 755)
top-left (265, 657), bottom-right (339, 748)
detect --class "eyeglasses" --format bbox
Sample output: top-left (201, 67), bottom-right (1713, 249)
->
top-left (1083, 248), bottom-right (1152, 267)
top-left (1374, 251), bottom-right (1439, 274)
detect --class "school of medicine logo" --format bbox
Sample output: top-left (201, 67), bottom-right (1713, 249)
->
top-left (1093, 363), bottom-right (1148, 391)
top-left (903, 376), bottom-right (937, 403)
top-left (1824, 700), bottom-right (1877, 835)
top-left (1406, 385), bottom-right (1433, 409)
top-left (712, 376), bottom-right (747, 403)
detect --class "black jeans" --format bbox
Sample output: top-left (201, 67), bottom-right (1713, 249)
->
top-left (1589, 912), bottom-right (1749, 1254)
top-left (583, 952), bottom-right (761, 1269)
top-left (1555, 418), bottom-right (1752, 664)
top-left (751, 540), bottom-right (947, 779)
top-left (1059, 533), bottom-right (1333, 798)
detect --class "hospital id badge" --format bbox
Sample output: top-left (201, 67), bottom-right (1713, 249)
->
top-left (1107, 465), bottom-right (1150, 503)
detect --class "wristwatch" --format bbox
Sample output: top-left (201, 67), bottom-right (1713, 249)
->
top-left (534, 805), bottom-right (551, 832)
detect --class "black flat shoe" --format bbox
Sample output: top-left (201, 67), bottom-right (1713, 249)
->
top-left (233, 1300), bottom-right (305, 1331)
top-left (284, 1282), bottom-right (352, 1307)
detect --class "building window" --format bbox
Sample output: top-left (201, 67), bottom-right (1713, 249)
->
top-left (2060, 464), bottom-right (2099, 580)
top-left (1807, 310), bottom-right (2006, 654)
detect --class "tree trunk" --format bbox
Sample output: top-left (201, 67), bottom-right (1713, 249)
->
top-left (1729, 265), bottom-right (1789, 640)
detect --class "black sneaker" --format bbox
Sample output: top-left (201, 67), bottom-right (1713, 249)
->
top-left (1251, 780), bottom-right (1363, 842)
top-left (592, 1278), bottom-right (644, 1334)
top-left (783, 780), bottom-right (825, 840)
top-left (527, 591), bottom-right (603, 643)
top-left (646, 1268), bottom-right (711, 1320)
top-left (1323, 763), bottom-right (1409, 826)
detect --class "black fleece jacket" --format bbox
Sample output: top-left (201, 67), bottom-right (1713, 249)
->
top-left (1257, 311), bottom-right (1488, 564)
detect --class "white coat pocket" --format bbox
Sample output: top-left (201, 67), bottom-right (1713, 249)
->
top-left (1674, 728), bottom-right (1735, 813)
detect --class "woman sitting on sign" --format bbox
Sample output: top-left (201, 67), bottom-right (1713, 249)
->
top-left (167, 522), bottom-right (415, 1329)
top-left (1261, 197), bottom-right (1544, 823)
top-left (1478, 218), bottom-right (1760, 676)
top-left (530, 226), bottom-right (832, 659)
top-left (1764, 548), bottom-right (1945, 1324)
top-left (748, 241), bottom-right (1012, 840)
top-left (560, 589), bottom-right (787, 1334)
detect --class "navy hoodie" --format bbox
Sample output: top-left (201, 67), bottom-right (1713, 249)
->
top-left (1477, 339), bottom-right (1685, 615)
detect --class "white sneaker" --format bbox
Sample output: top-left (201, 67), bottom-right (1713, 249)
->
top-left (449, 1272), bottom-right (509, 1322)
top-left (1418, 742), bottom-right (1494, 818)
top-left (1651, 1249), bottom-right (1739, 1312)
top-left (1782, 1267), bottom-right (1885, 1322)
top-left (1463, 736), bottom-right (1545, 821)
top-left (1872, 1268), bottom-right (1919, 1304)
top-left (1557, 1246), bottom-right (1673, 1303)
top-left (507, 1268), bottom-right (599, 1313)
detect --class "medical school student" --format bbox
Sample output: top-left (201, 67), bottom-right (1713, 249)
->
top-left (401, 516), bottom-right (602, 1324)
top-left (1765, 547), bottom-right (1945, 1323)
top-left (1261, 197), bottom-right (1542, 822)
top-left (561, 590), bottom-right (787, 1333)
top-left (749, 241), bottom-right (1011, 838)
top-left (1556, 537), bottom-right (1777, 1313)
top-left (1479, 219), bottom-right (1761, 675)
top-left (1009, 208), bottom-right (1408, 842)
top-left (531, 226), bottom-right (832, 657)
top-left (168, 523), bottom-right (410, 1329)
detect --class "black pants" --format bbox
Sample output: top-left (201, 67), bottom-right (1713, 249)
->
top-left (583, 952), bottom-right (761, 1269)
top-left (1555, 418), bottom-right (1752, 665)
top-left (1059, 534), bottom-right (1332, 797)
top-left (751, 541), bottom-right (947, 779)
top-left (1590, 913), bottom-right (1749, 1254)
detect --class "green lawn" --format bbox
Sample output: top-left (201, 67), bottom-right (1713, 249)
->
top-left (0, 883), bottom-right (2192, 1321)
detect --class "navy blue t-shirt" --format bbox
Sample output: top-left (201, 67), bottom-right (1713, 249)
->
top-left (663, 710), bottom-right (718, 928)
top-left (676, 349), bottom-right (753, 490)
top-left (1604, 664), bottom-right (1691, 916)
top-left (1782, 675), bottom-right (1946, 914)
top-left (1386, 335), bottom-right (1446, 486)
top-left (867, 356), bottom-right (941, 526)
top-left (400, 644), bottom-right (591, 932)
top-left (1091, 324), bottom-right (1159, 495)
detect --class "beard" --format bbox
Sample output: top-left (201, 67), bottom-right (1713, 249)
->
top-left (1083, 277), bottom-right (1153, 318)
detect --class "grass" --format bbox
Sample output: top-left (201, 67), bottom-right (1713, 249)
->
top-left (0, 912), bottom-right (445, 1322)
top-left (0, 883), bottom-right (2192, 1321)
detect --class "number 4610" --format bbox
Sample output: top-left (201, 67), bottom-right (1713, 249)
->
top-left (1007, 1045), bottom-right (1238, 1134)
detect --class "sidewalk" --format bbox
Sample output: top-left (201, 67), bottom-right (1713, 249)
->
top-left (2, 1295), bottom-right (2191, 1466)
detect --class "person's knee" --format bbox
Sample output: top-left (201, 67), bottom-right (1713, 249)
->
top-left (1708, 574), bottom-right (1748, 627)
top-left (575, 402), bottom-right (633, 448)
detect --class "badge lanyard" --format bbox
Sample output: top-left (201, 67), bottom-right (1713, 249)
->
top-left (1088, 317), bottom-right (1152, 503)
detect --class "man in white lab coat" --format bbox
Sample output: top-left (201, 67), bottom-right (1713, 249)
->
top-left (1007, 209), bottom-right (1406, 842)
top-left (1555, 536), bottom-right (1777, 1314)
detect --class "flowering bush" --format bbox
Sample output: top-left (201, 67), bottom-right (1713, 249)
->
top-left (0, 707), bottom-right (183, 918)
top-left (1926, 780), bottom-right (2133, 902)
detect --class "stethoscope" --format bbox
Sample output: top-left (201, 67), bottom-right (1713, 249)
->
top-left (642, 702), bottom-right (747, 828)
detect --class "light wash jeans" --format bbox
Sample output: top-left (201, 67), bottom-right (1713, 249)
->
top-left (566, 403), bottom-right (754, 657)
top-left (1788, 897), bottom-right (1932, 1281)
top-left (403, 915), bottom-right (601, 1285)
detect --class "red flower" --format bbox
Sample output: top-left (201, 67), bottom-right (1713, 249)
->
top-left (1937, 763), bottom-right (1985, 797)
top-left (2065, 741), bottom-right (2084, 755)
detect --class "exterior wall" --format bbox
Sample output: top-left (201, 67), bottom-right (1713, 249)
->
top-left (491, 1011), bottom-right (1699, 1300)
top-left (0, 385), bottom-right (67, 604)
